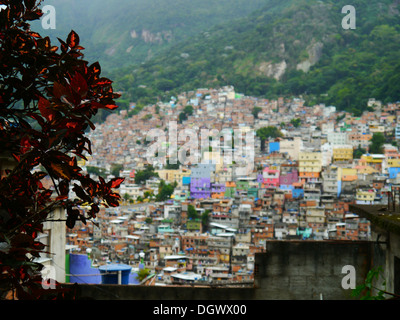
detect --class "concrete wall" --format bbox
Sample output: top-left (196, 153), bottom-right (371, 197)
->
top-left (64, 240), bottom-right (372, 300)
top-left (43, 207), bottom-right (66, 283)
top-left (367, 224), bottom-right (400, 296)
top-left (254, 240), bottom-right (372, 300)
top-left (64, 283), bottom-right (257, 300)
top-left (385, 232), bottom-right (400, 295)
top-left (349, 204), bottom-right (400, 297)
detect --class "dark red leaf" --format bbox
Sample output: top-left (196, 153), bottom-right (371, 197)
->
top-left (72, 184), bottom-right (91, 203)
top-left (98, 176), bottom-right (105, 186)
top-left (24, 0), bottom-right (36, 11)
top-left (28, 31), bottom-right (41, 38)
top-left (49, 162), bottom-right (72, 180)
top-left (105, 196), bottom-right (120, 207)
top-left (12, 153), bottom-right (21, 162)
top-left (11, 234), bottom-right (34, 247)
top-left (57, 37), bottom-right (68, 53)
top-left (38, 97), bottom-right (55, 122)
top-left (109, 177), bottom-right (124, 189)
top-left (104, 104), bottom-right (118, 110)
top-left (66, 214), bottom-right (76, 229)
top-left (28, 112), bottom-right (45, 127)
top-left (94, 78), bottom-right (112, 86)
top-left (58, 179), bottom-right (69, 196)
top-left (89, 62), bottom-right (101, 79)
top-left (53, 81), bottom-right (67, 99)
top-left (71, 72), bottom-right (88, 97)
top-left (67, 30), bottom-right (79, 48)
top-left (80, 214), bottom-right (86, 225)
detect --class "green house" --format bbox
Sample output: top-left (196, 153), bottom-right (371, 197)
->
top-left (236, 180), bottom-right (250, 191)
top-left (225, 187), bottom-right (236, 198)
top-left (247, 187), bottom-right (259, 199)
top-left (297, 227), bottom-right (312, 239)
top-left (158, 224), bottom-right (175, 233)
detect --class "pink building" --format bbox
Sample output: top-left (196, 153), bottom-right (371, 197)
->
top-left (262, 167), bottom-right (280, 188)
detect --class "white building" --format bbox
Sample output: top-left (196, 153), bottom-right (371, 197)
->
top-left (327, 131), bottom-right (349, 146)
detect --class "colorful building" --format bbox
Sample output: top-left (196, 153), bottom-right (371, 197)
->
top-left (156, 169), bottom-right (191, 187)
top-left (332, 145), bottom-right (353, 163)
top-left (298, 151), bottom-right (322, 181)
top-left (262, 166), bottom-right (280, 188)
top-left (355, 189), bottom-right (376, 204)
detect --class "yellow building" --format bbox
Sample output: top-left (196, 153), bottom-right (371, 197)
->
top-left (299, 151), bottom-right (322, 179)
top-left (356, 189), bottom-right (376, 204)
top-left (355, 164), bottom-right (379, 175)
top-left (340, 168), bottom-right (358, 182)
top-left (332, 145), bottom-right (353, 163)
top-left (361, 154), bottom-right (385, 164)
top-left (369, 125), bottom-right (385, 133)
top-left (361, 154), bottom-right (385, 170)
top-left (387, 158), bottom-right (400, 168)
top-left (156, 169), bottom-right (191, 187)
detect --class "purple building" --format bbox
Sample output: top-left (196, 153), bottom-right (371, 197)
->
top-left (279, 170), bottom-right (299, 187)
top-left (211, 183), bottom-right (226, 193)
top-left (190, 177), bottom-right (211, 199)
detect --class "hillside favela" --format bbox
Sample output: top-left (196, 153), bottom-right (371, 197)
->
top-left (2, 0), bottom-right (400, 303)
top-left (64, 86), bottom-right (396, 287)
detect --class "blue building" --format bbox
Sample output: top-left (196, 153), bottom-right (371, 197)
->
top-left (388, 167), bottom-right (400, 179)
top-left (292, 188), bottom-right (304, 199)
top-left (269, 141), bottom-right (280, 154)
top-left (67, 253), bottom-right (140, 285)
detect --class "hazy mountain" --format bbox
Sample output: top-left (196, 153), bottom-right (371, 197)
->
top-left (106, 0), bottom-right (400, 115)
top-left (33, 0), bottom-right (269, 70)
top-left (33, 0), bottom-right (400, 118)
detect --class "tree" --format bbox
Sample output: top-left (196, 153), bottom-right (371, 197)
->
top-left (134, 165), bottom-right (158, 184)
top-left (290, 118), bottom-right (301, 128)
top-left (178, 105), bottom-right (194, 123)
top-left (369, 132), bottom-right (385, 154)
top-left (256, 126), bottom-right (283, 152)
top-left (165, 159), bottom-right (179, 169)
top-left (141, 113), bottom-right (152, 121)
top-left (188, 204), bottom-right (198, 220)
top-left (183, 105), bottom-right (193, 115)
top-left (156, 180), bottom-right (176, 201)
top-left (353, 146), bottom-right (366, 159)
top-left (123, 193), bottom-right (131, 203)
top-left (251, 106), bottom-right (262, 119)
top-left (136, 268), bottom-right (151, 283)
top-left (201, 209), bottom-right (210, 232)
top-left (0, 0), bottom-right (123, 299)
top-left (86, 166), bottom-right (107, 178)
top-left (111, 163), bottom-right (124, 177)
top-left (352, 266), bottom-right (400, 300)
top-left (178, 111), bottom-right (188, 123)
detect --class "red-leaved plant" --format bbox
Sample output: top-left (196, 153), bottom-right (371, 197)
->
top-left (0, 0), bottom-right (124, 299)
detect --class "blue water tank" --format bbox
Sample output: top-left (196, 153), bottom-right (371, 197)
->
top-left (98, 264), bottom-right (132, 285)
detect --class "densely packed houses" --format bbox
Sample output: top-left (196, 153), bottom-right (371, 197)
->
top-left (66, 86), bottom-right (400, 285)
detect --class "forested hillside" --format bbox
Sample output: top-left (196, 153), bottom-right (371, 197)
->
top-left (35, 0), bottom-right (400, 120)
top-left (107, 0), bottom-right (400, 116)
top-left (33, 0), bottom-right (268, 70)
